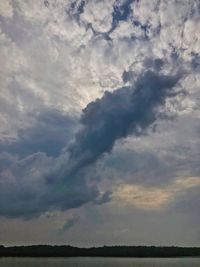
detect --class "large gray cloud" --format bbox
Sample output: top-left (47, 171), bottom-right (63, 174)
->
top-left (0, 70), bottom-right (181, 218)
top-left (0, 109), bottom-right (77, 158)
top-left (56, 70), bottom-right (181, 182)
top-left (0, 151), bottom-right (99, 219)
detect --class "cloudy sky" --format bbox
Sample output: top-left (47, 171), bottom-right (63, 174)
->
top-left (0, 0), bottom-right (200, 247)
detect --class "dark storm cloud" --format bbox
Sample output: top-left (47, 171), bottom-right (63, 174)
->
top-left (0, 71), bottom-right (181, 219)
top-left (61, 70), bottom-right (181, 181)
top-left (0, 151), bottom-right (99, 219)
top-left (0, 109), bottom-right (77, 158)
top-left (41, 176), bottom-right (99, 212)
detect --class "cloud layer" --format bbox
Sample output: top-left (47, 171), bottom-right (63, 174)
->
top-left (66, 70), bottom-right (181, 179)
top-left (0, 0), bottom-right (200, 246)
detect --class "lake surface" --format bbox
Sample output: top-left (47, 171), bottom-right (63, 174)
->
top-left (0, 257), bottom-right (200, 267)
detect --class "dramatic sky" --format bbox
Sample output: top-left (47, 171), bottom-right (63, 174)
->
top-left (0, 0), bottom-right (200, 247)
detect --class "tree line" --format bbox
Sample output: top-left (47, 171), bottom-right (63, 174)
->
top-left (0, 245), bottom-right (200, 257)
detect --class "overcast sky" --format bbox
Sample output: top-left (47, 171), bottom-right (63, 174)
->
top-left (0, 0), bottom-right (200, 247)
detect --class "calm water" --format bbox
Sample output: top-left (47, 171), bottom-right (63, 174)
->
top-left (0, 257), bottom-right (200, 267)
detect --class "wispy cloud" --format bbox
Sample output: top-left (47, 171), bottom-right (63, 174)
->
top-left (113, 177), bottom-right (200, 210)
top-left (61, 214), bottom-right (80, 232)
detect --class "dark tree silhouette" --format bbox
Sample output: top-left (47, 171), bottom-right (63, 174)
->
top-left (0, 245), bottom-right (200, 258)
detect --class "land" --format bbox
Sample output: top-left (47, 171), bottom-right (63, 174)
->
top-left (0, 245), bottom-right (200, 257)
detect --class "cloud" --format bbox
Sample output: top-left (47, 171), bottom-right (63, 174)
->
top-left (62, 70), bottom-right (181, 181)
top-left (94, 190), bottom-right (112, 205)
top-left (0, 0), bottom-right (200, 242)
top-left (0, 151), bottom-right (100, 219)
top-left (113, 177), bottom-right (200, 210)
top-left (0, 109), bottom-right (78, 157)
top-left (61, 214), bottom-right (80, 232)
top-left (81, 0), bottom-right (115, 32)
top-left (0, 69), bottom-right (181, 219)
top-left (0, 1), bottom-right (13, 18)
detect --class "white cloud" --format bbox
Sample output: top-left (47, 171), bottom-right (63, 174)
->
top-left (81, 0), bottom-right (115, 32)
top-left (0, 0), bottom-right (13, 18)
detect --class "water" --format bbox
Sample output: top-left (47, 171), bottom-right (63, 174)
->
top-left (0, 257), bottom-right (200, 267)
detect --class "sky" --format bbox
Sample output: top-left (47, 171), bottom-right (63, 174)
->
top-left (0, 0), bottom-right (200, 247)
